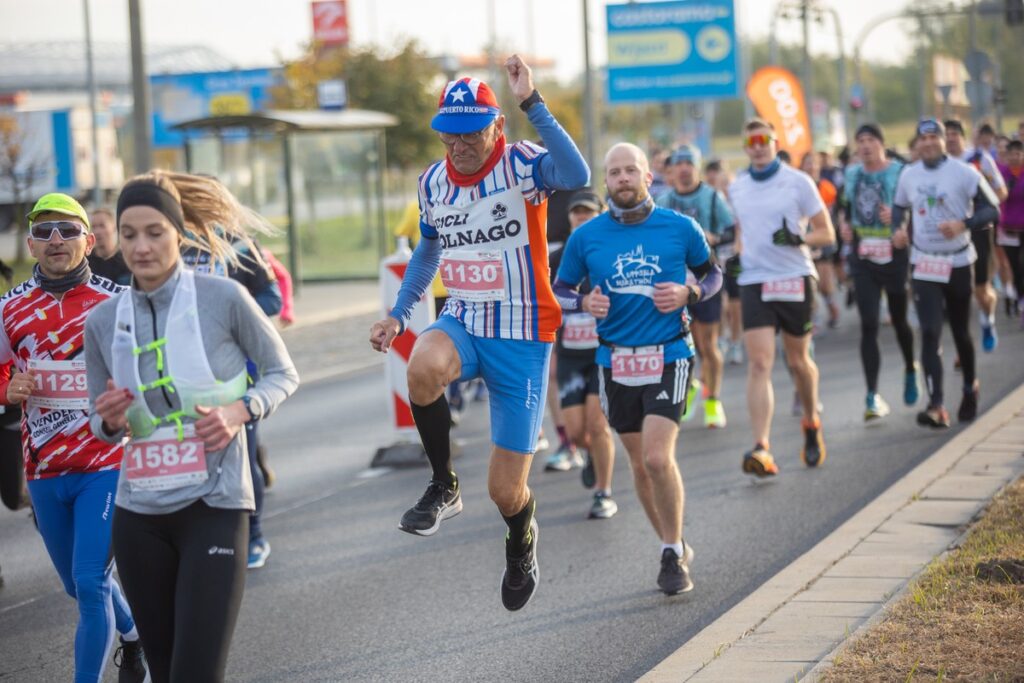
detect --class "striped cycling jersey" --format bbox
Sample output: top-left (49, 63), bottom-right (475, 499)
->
top-left (418, 140), bottom-right (561, 342)
top-left (0, 275), bottom-right (124, 479)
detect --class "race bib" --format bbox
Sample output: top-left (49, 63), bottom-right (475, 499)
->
top-left (562, 313), bottom-right (598, 350)
top-left (611, 345), bottom-right (664, 387)
top-left (27, 359), bottom-right (88, 410)
top-left (857, 238), bottom-right (893, 265)
top-left (913, 254), bottom-right (953, 284)
top-left (440, 254), bottom-right (506, 302)
top-left (124, 425), bottom-right (208, 492)
top-left (761, 277), bottom-right (805, 302)
top-left (997, 230), bottom-right (1021, 247)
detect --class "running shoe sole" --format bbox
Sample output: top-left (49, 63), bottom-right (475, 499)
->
top-left (742, 451), bottom-right (778, 477)
top-left (916, 411), bottom-right (950, 429)
top-left (398, 498), bottom-right (463, 537)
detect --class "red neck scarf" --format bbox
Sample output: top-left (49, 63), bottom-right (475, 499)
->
top-left (445, 135), bottom-right (506, 187)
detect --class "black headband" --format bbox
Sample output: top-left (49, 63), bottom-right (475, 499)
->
top-left (116, 183), bottom-right (186, 233)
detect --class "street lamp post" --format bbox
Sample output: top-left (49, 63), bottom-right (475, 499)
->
top-left (128, 0), bottom-right (152, 173)
top-left (83, 0), bottom-right (102, 207)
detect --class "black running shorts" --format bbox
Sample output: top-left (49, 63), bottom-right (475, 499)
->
top-left (599, 358), bottom-right (691, 434)
top-left (556, 352), bottom-right (600, 409)
top-left (740, 275), bottom-right (818, 337)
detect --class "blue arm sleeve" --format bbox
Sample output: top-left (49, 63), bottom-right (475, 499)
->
top-left (690, 261), bottom-right (723, 301)
top-left (552, 277), bottom-right (584, 312)
top-left (254, 282), bottom-right (283, 317)
top-left (527, 103), bottom-right (590, 191)
top-left (390, 237), bottom-right (441, 333)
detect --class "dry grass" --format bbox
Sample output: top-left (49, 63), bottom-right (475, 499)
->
top-left (820, 477), bottom-right (1024, 683)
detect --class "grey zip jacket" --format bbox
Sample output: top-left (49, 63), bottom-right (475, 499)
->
top-left (85, 261), bottom-right (299, 514)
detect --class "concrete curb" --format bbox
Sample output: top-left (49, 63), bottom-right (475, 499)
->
top-left (639, 382), bottom-right (1024, 683)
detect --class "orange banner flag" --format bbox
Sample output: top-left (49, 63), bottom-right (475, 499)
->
top-left (746, 66), bottom-right (813, 163)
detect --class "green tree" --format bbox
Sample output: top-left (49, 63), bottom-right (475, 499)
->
top-left (273, 39), bottom-right (440, 169)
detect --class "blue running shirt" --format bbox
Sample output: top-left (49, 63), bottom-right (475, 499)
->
top-left (556, 207), bottom-right (710, 367)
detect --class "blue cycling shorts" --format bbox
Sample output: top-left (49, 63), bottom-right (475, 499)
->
top-left (426, 315), bottom-right (551, 454)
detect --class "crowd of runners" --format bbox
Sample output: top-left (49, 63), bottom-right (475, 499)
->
top-left (1, 53), bottom-right (1023, 682)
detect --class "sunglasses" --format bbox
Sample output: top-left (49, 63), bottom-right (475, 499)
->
top-left (30, 221), bottom-right (87, 241)
top-left (438, 127), bottom-right (491, 146)
top-left (745, 133), bottom-right (776, 147)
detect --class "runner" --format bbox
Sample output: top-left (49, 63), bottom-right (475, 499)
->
top-left (657, 144), bottom-right (736, 428)
top-left (368, 55), bottom-right (589, 611)
top-left (86, 172), bottom-right (299, 682)
top-left (554, 142), bottom-right (722, 594)
top-left (0, 193), bottom-right (147, 683)
top-left (549, 189), bottom-right (616, 516)
top-left (728, 118), bottom-right (837, 476)
top-left (945, 119), bottom-right (1008, 352)
top-left (800, 152), bottom-right (841, 329)
top-left (840, 123), bottom-right (919, 420)
top-left (892, 119), bottom-right (1000, 427)
top-left (86, 208), bottom-right (131, 285)
top-left (996, 139), bottom-right (1024, 324)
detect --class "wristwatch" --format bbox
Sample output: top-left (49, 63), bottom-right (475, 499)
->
top-left (242, 395), bottom-right (260, 422)
top-left (519, 89), bottom-right (544, 112)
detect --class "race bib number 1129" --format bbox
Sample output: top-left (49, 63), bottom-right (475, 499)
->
top-left (27, 359), bottom-right (89, 410)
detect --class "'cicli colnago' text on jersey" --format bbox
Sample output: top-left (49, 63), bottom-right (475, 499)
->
top-left (418, 141), bottom-right (561, 342)
top-left (0, 275), bottom-right (124, 479)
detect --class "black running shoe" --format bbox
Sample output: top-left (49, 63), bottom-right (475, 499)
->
top-left (398, 479), bottom-right (462, 536)
top-left (916, 405), bottom-right (951, 429)
top-left (501, 518), bottom-right (539, 611)
top-left (958, 384), bottom-right (979, 423)
top-left (801, 419), bottom-right (826, 468)
top-left (113, 637), bottom-right (148, 683)
top-left (656, 544), bottom-right (695, 595)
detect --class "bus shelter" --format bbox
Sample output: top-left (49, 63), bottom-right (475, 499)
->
top-left (172, 109), bottom-right (398, 287)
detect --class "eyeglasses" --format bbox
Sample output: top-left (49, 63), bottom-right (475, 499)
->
top-left (30, 221), bottom-right (86, 241)
top-left (438, 127), bottom-right (491, 146)
top-left (744, 133), bottom-right (777, 147)
top-left (744, 133), bottom-right (777, 148)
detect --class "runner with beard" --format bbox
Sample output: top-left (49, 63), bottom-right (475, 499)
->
top-left (554, 143), bottom-right (723, 594)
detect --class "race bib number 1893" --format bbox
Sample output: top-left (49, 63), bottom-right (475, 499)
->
top-left (761, 277), bottom-right (805, 302)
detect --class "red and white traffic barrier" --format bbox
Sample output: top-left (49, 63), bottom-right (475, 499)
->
top-left (380, 238), bottom-right (434, 442)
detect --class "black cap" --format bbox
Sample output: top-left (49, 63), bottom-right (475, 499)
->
top-left (854, 123), bottom-right (884, 143)
top-left (567, 189), bottom-right (604, 213)
top-left (916, 118), bottom-right (945, 137)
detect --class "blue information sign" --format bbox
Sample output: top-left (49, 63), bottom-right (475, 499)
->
top-left (150, 68), bottom-right (282, 148)
top-left (606, 0), bottom-right (739, 103)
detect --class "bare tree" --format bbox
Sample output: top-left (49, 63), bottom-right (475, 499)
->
top-left (0, 116), bottom-right (52, 262)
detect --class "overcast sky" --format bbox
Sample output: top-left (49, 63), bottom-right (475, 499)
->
top-left (1, 0), bottom-right (922, 83)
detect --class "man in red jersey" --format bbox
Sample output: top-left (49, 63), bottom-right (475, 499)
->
top-left (0, 194), bottom-right (147, 683)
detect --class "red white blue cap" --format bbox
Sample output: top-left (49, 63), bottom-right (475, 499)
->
top-left (432, 78), bottom-right (501, 134)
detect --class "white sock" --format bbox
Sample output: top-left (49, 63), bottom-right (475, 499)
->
top-left (120, 627), bottom-right (139, 642)
top-left (597, 488), bottom-right (611, 497)
top-left (661, 541), bottom-right (684, 557)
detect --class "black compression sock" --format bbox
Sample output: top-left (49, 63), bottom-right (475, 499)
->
top-left (502, 494), bottom-right (536, 555)
top-left (410, 395), bottom-right (455, 487)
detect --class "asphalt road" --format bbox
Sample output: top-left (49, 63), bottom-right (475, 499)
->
top-left (1, 311), bottom-right (1022, 682)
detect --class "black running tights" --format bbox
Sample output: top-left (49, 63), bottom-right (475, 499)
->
top-left (853, 269), bottom-right (915, 393)
top-left (912, 265), bottom-right (975, 408)
top-left (112, 501), bottom-right (248, 683)
top-left (1002, 244), bottom-right (1024, 298)
top-left (0, 425), bottom-right (27, 511)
